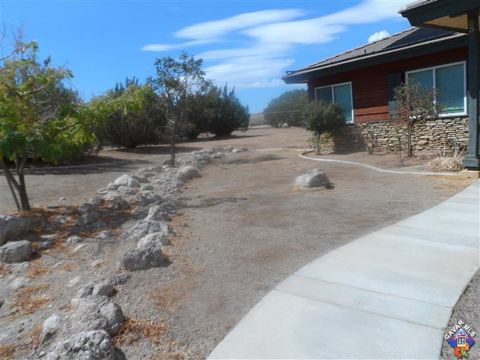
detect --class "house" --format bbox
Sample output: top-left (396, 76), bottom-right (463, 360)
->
top-left (283, 26), bottom-right (471, 155)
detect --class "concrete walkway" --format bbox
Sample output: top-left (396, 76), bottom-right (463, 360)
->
top-left (209, 180), bottom-right (480, 359)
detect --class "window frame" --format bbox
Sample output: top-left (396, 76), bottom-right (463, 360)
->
top-left (405, 61), bottom-right (467, 117)
top-left (314, 81), bottom-right (355, 124)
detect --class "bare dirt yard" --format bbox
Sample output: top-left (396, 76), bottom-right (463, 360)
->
top-left (0, 127), bottom-right (476, 359)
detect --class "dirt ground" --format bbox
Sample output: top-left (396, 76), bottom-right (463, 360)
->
top-left (0, 127), bottom-right (477, 359)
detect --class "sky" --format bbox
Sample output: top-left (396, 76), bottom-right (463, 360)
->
top-left (0, 0), bottom-right (413, 113)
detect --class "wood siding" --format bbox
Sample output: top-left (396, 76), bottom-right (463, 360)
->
top-left (308, 47), bottom-right (468, 123)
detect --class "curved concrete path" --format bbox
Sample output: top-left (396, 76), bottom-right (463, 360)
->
top-left (209, 180), bottom-right (480, 359)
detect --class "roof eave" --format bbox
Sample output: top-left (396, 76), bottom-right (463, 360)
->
top-left (283, 34), bottom-right (466, 84)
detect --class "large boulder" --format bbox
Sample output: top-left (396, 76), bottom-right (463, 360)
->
top-left (176, 165), bottom-right (201, 184)
top-left (295, 169), bottom-right (332, 189)
top-left (137, 232), bottom-right (170, 250)
top-left (0, 240), bottom-right (32, 263)
top-left (123, 220), bottom-right (170, 242)
top-left (45, 330), bottom-right (122, 360)
top-left (113, 174), bottom-right (140, 188)
top-left (71, 295), bottom-right (123, 336)
top-left (0, 215), bottom-right (33, 245)
top-left (119, 247), bottom-right (168, 271)
top-left (41, 314), bottom-right (62, 344)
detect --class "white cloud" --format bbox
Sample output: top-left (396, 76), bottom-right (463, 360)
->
top-left (368, 30), bottom-right (391, 43)
top-left (141, 0), bottom-right (412, 88)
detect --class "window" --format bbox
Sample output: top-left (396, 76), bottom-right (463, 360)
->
top-left (406, 62), bottom-right (466, 116)
top-left (314, 82), bottom-right (354, 123)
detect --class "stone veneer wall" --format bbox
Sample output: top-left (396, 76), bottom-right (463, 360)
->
top-left (353, 116), bottom-right (469, 154)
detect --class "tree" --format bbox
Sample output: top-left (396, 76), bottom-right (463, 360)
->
top-left (206, 85), bottom-right (249, 137)
top-left (393, 80), bottom-right (439, 157)
top-left (0, 40), bottom-right (93, 211)
top-left (264, 89), bottom-right (308, 127)
top-left (90, 79), bottom-right (165, 148)
top-left (150, 52), bottom-right (208, 166)
top-left (303, 101), bottom-right (346, 153)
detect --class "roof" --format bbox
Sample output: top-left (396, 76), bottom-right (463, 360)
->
top-left (400, 0), bottom-right (439, 13)
top-left (283, 27), bottom-right (466, 83)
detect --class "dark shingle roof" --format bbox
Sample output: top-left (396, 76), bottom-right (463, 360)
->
top-left (284, 27), bottom-right (465, 83)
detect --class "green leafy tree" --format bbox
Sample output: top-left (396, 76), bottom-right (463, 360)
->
top-left (90, 79), bottom-right (165, 148)
top-left (0, 41), bottom-right (93, 211)
top-left (303, 101), bottom-right (346, 153)
top-left (150, 52), bottom-right (208, 166)
top-left (393, 81), bottom-right (439, 157)
top-left (264, 89), bottom-right (308, 127)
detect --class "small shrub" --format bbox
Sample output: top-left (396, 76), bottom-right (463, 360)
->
top-left (303, 101), bottom-right (346, 153)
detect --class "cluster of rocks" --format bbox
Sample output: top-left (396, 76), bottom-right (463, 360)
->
top-left (1, 146), bottom-right (247, 359)
top-left (356, 117), bottom-right (469, 154)
top-left (38, 273), bottom-right (129, 359)
top-left (0, 215), bottom-right (34, 263)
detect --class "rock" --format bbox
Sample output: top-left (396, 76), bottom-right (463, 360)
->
top-left (58, 197), bottom-right (66, 201)
top-left (72, 295), bottom-right (123, 335)
top-left (119, 247), bottom-right (168, 271)
top-left (76, 212), bottom-right (97, 227)
top-left (75, 284), bottom-right (94, 299)
top-left (117, 186), bottom-right (137, 195)
top-left (88, 197), bottom-right (103, 208)
top-left (114, 174), bottom-right (140, 188)
top-left (93, 283), bottom-right (114, 297)
top-left (0, 241), bottom-right (32, 263)
top-left (135, 192), bottom-right (162, 207)
top-left (110, 196), bottom-right (130, 211)
top-left (41, 314), bottom-right (62, 344)
top-left (141, 184), bottom-right (154, 191)
top-left (95, 231), bottom-right (112, 240)
top-left (144, 205), bottom-right (170, 222)
top-left (0, 215), bottom-right (33, 246)
top-left (124, 220), bottom-right (170, 242)
top-left (105, 273), bottom-right (130, 287)
top-left (176, 165), bottom-right (201, 184)
top-left (295, 169), bottom-right (332, 189)
top-left (137, 232), bottom-right (170, 250)
top-left (132, 174), bottom-right (148, 184)
top-left (46, 330), bottom-right (122, 360)
top-left (66, 235), bottom-right (83, 245)
top-left (48, 215), bottom-right (71, 229)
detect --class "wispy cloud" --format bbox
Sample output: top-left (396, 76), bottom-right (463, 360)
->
top-left (368, 30), bottom-right (391, 43)
top-left (141, 0), bottom-right (412, 89)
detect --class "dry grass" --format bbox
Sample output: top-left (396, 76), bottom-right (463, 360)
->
top-left (27, 261), bottom-right (52, 278)
top-left (0, 264), bottom-right (11, 277)
top-left (115, 317), bottom-right (167, 346)
top-left (14, 284), bottom-right (51, 315)
top-left (0, 344), bottom-right (16, 359)
top-left (29, 325), bottom-right (43, 351)
top-left (58, 261), bottom-right (77, 272)
top-left (425, 156), bottom-right (464, 171)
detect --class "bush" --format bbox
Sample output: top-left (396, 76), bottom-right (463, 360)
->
top-left (90, 81), bottom-right (165, 148)
top-left (264, 89), bottom-right (308, 127)
top-left (199, 86), bottom-right (249, 137)
top-left (303, 101), bottom-right (346, 153)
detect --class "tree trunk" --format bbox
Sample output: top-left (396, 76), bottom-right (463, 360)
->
top-left (170, 116), bottom-right (177, 167)
top-left (315, 133), bottom-right (320, 153)
top-left (407, 124), bottom-right (414, 157)
top-left (1, 158), bottom-right (31, 212)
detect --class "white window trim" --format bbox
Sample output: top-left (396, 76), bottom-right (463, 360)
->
top-left (405, 61), bottom-right (467, 117)
top-left (314, 81), bottom-right (355, 124)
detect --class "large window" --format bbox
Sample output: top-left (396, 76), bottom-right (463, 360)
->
top-left (314, 82), bottom-right (354, 123)
top-left (406, 62), bottom-right (466, 116)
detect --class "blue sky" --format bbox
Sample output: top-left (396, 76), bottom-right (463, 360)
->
top-left (1, 0), bottom-right (412, 113)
